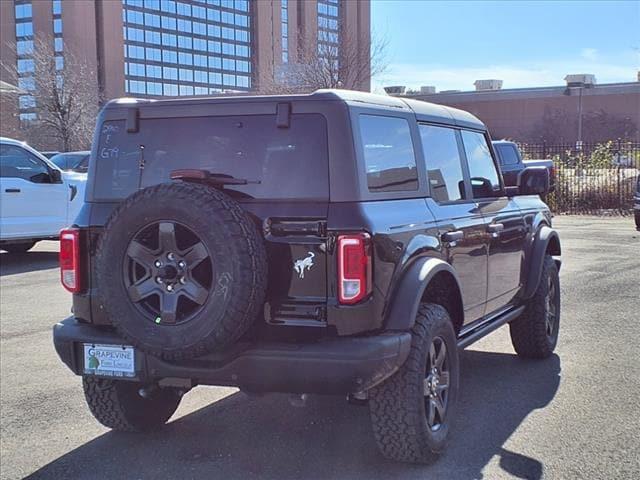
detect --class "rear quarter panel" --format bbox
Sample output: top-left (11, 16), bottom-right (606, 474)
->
top-left (326, 199), bottom-right (442, 335)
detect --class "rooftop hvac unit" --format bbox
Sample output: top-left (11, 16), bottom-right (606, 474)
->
top-left (564, 74), bottom-right (597, 87)
top-left (473, 79), bottom-right (503, 91)
top-left (383, 85), bottom-right (406, 96)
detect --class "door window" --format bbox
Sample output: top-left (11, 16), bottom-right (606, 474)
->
top-left (419, 124), bottom-right (466, 202)
top-left (359, 114), bottom-right (418, 192)
top-left (461, 130), bottom-right (501, 199)
top-left (0, 144), bottom-right (51, 183)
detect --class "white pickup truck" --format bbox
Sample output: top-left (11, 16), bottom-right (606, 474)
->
top-left (0, 137), bottom-right (87, 253)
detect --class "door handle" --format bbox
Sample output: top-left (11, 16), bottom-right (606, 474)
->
top-left (441, 230), bottom-right (464, 243)
top-left (487, 223), bottom-right (504, 233)
top-left (4, 188), bottom-right (21, 193)
top-left (69, 184), bottom-right (78, 201)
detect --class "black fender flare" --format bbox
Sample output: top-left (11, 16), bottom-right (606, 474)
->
top-left (521, 226), bottom-right (561, 300)
top-left (385, 257), bottom-right (463, 331)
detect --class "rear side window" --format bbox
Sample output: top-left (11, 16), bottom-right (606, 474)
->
top-left (419, 125), bottom-right (465, 202)
top-left (495, 144), bottom-right (519, 166)
top-left (461, 130), bottom-right (502, 199)
top-left (359, 114), bottom-right (418, 192)
top-left (93, 114), bottom-right (329, 201)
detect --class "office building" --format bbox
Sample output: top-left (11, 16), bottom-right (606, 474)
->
top-left (0, 0), bottom-right (370, 141)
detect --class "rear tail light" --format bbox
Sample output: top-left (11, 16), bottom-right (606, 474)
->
top-left (60, 228), bottom-right (82, 293)
top-left (337, 233), bottom-right (372, 305)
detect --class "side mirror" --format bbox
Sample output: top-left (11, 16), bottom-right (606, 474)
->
top-left (49, 169), bottom-right (63, 184)
top-left (518, 167), bottom-right (549, 196)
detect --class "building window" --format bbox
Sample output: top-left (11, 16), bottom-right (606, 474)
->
top-left (15, 22), bottom-right (33, 38)
top-left (16, 40), bottom-right (34, 56)
top-left (281, 0), bottom-right (288, 63)
top-left (317, 0), bottom-right (340, 81)
top-left (122, 0), bottom-right (252, 96)
top-left (17, 59), bottom-right (35, 74)
top-left (15, 3), bottom-right (32, 19)
top-left (20, 112), bottom-right (37, 124)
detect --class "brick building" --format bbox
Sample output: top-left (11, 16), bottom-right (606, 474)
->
top-left (403, 78), bottom-right (640, 143)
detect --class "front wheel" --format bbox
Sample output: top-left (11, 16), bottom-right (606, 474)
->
top-left (82, 377), bottom-right (183, 432)
top-left (369, 304), bottom-right (459, 464)
top-left (509, 255), bottom-right (560, 359)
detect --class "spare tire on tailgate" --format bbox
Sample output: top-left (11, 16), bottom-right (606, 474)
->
top-left (95, 182), bottom-right (267, 360)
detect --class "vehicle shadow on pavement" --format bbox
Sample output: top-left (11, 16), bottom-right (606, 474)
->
top-left (0, 252), bottom-right (59, 277)
top-left (27, 350), bottom-right (560, 480)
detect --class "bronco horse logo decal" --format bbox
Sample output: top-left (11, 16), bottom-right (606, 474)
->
top-left (293, 252), bottom-right (315, 279)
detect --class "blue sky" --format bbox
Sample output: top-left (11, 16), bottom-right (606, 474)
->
top-left (370, 0), bottom-right (640, 92)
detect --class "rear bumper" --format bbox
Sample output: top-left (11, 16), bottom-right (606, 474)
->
top-left (53, 317), bottom-right (411, 394)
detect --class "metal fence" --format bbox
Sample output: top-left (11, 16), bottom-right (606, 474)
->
top-left (516, 141), bottom-right (640, 214)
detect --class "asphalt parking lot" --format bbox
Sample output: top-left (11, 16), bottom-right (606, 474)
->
top-left (1, 216), bottom-right (639, 480)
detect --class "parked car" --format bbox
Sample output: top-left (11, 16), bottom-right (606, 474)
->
top-left (635, 174), bottom-right (640, 230)
top-left (53, 91), bottom-right (561, 464)
top-left (0, 137), bottom-right (86, 253)
top-left (50, 151), bottom-right (90, 173)
top-left (493, 140), bottom-right (556, 191)
top-left (40, 151), bottom-right (60, 159)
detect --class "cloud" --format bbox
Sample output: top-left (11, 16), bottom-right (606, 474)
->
top-left (372, 54), bottom-right (638, 93)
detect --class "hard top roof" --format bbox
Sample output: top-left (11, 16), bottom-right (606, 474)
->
top-left (105, 89), bottom-right (485, 130)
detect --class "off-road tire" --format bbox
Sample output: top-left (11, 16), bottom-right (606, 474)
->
top-left (369, 304), bottom-right (459, 464)
top-left (95, 182), bottom-right (267, 360)
top-left (2, 241), bottom-right (36, 253)
top-left (509, 255), bottom-right (560, 359)
top-left (82, 377), bottom-right (182, 432)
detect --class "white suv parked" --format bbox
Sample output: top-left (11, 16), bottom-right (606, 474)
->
top-left (0, 137), bottom-right (87, 253)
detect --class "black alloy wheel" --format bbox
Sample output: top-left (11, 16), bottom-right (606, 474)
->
top-left (424, 336), bottom-right (450, 431)
top-left (545, 275), bottom-right (558, 339)
top-left (124, 220), bottom-right (213, 325)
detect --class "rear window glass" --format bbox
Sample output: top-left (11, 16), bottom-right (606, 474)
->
top-left (359, 114), bottom-right (418, 192)
top-left (93, 114), bottom-right (328, 201)
top-left (495, 144), bottom-right (519, 166)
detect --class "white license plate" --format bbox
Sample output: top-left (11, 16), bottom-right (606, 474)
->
top-left (83, 344), bottom-right (135, 378)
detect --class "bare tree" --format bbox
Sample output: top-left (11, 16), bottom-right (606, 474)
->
top-left (260, 28), bottom-right (388, 94)
top-left (1, 37), bottom-right (100, 151)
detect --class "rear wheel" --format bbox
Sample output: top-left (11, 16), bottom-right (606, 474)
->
top-left (510, 255), bottom-right (560, 359)
top-left (2, 241), bottom-right (36, 253)
top-left (82, 377), bottom-right (183, 432)
top-left (635, 210), bottom-right (639, 230)
top-left (369, 304), bottom-right (459, 464)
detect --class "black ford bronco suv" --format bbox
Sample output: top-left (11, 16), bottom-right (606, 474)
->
top-left (54, 90), bottom-right (561, 464)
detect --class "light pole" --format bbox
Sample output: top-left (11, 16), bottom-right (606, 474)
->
top-left (576, 85), bottom-right (584, 151)
top-left (564, 74), bottom-right (595, 150)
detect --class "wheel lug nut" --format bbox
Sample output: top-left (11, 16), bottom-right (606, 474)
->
top-left (155, 260), bottom-right (162, 267)
top-left (178, 261), bottom-right (186, 268)
top-left (166, 284), bottom-right (173, 292)
top-left (167, 252), bottom-right (175, 260)
top-left (156, 276), bottom-right (163, 284)
top-left (179, 276), bottom-right (186, 285)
